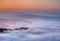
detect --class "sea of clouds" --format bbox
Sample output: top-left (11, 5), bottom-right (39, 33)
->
top-left (0, 10), bottom-right (60, 41)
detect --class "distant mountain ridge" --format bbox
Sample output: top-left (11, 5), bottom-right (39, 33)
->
top-left (0, 27), bottom-right (29, 33)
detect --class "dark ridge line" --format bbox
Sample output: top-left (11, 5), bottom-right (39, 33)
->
top-left (0, 27), bottom-right (29, 33)
top-left (15, 27), bottom-right (29, 30)
top-left (0, 28), bottom-right (13, 33)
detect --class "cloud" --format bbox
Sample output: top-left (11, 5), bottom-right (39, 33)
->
top-left (26, 34), bottom-right (40, 39)
top-left (26, 32), bottom-right (60, 40)
top-left (16, 14), bottom-right (60, 21)
top-left (0, 9), bottom-right (60, 29)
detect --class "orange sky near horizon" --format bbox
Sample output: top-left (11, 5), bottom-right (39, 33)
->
top-left (0, 0), bottom-right (60, 9)
top-left (0, 4), bottom-right (59, 9)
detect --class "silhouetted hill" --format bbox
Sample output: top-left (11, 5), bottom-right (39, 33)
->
top-left (0, 28), bottom-right (12, 33)
top-left (15, 27), bottom-right (29, 30)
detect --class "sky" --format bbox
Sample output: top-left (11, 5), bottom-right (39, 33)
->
top-left (0, 0), bottom-right (60, 9)
top-left (0, 0), bottom-right (60, 29)
top-left (0, 0), bottom-right (60, 41)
